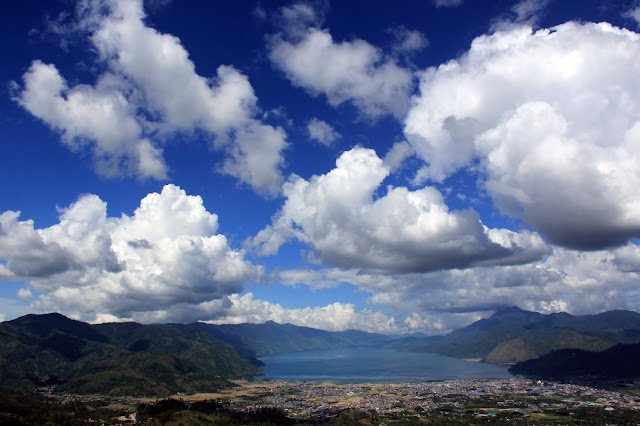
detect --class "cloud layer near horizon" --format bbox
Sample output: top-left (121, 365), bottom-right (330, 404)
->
top-left (275, 242), bottom-right (640, 333)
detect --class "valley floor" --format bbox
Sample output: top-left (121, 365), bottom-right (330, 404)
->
top-left (3, 378), bottom-right (640, 424)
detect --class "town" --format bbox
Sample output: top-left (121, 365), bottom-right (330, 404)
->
top-left (29, 378), bottom-right (639, 424)
top-left (199, 378), bottom-right (640, 422)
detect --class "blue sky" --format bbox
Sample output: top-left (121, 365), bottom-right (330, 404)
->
top-left (1, 0), bottom-right (640, 333)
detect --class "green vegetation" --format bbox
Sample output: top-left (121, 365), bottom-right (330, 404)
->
top-left (484, 329), bottom-right (612, 364)
top-left (0, 388), bottom-right (133, 425)
top-left (485, 337), bottom-right (538, 363)
top-left (510, 342), bottom-right (640, 381)
top-left (3, 308), bottom-right (640, 400)
top-left (0, 313), bottom-right (259, 396)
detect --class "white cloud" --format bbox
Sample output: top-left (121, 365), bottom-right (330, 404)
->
top-left (0, 210), bottom-right (78, 278)
top-left (306, 118), bottom-right (340, 146)
top-left (16, 288), bottom-right (33, 301)
top-left (511, 0), bottom-right (550, 23)
top-left (207, 293), bottom-right (402, 333)
top-left (624, 3), bottom-right (640, 28)
top-left (0, 297), bottom-right (30, 323)
top-left (90, 2), bottom-right (256, 135)
top-left (275, 1), bottom-right (324, 38)
top-left (390, 26), bottom-right (428, 58)
top-left (492, 0), bottom-right (551, 30)
top-left (217, 122), bottom-right (287, 196)
top-left (612, 243), bottom-right (640, 272)
top-left (252, 147), bottom-right (548, 273)
top-left (4, 177), bottom-right (637, 333)
top-left (82, 291), bottom-right (402, 333)
top-left (405, 22), bottom-right (640, 249)
top-left (383, 141), bottom-right (414, 173)
top-left (0, 265), bottom-right (14, 280)
top-left (269, 9), bottom-right (413, 119)
top-left (0, 185), bottom-right (258, 321)
top-left (144, 0), bottom-right (173, 13)
top-left (15, 61), bottom-right (167, 180)
top-left (275, 268), bottom-right (386, 290)
top-left (430, 243), bottom-right (640, 318)
top-left (14, 0), bottom-right (287, 197)
top-left (433, 0), bottom-right (463, 8)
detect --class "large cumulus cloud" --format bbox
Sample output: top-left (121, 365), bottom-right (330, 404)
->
top-left (0, 183), bottom-right (407, 331)
top-left (0, 185), bottom-right (257, 321)
top-left (252, 147), bottom-right (548, 273)
top-left (404, 22), bottom-right (640, 249)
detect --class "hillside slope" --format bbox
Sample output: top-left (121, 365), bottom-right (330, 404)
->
top-left (510, 343), bottom-right (640, 380)
top-left (0, 314), bottom-right (259, 396)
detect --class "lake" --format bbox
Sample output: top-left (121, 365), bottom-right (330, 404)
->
top-left (258, 347), bottom-right (511, 382)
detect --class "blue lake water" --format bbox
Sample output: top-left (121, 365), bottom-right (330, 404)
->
top-left (259, 347), bottom-right (511, 382)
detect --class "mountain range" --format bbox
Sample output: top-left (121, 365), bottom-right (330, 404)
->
top-left (397, 306), bottom-right (640, 363)
top-left (0, 314), bottom-right (388, 396)
top-left (188, 320), bottom-right (390, 356)
top-left (2, 307), bottom-right (640, 396)
top-left (196, 307), bottom-right (640, 365)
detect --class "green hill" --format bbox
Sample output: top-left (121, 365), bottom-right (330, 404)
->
top-left (0, 313), bottom-right (259, 396)
top-left (483, 329), bottom-right (614, 364)
top-left (510, 343), bottom-right (640, 380)
top-left (484, 337), bottom-right (538, 363)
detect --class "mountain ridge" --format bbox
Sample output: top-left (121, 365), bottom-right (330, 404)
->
top-left (0, 313), bottom-right (260, 396)
top-left (398, 306), bottom-right (640, 363)
top-left (3, 307), bottom-right (640, 395)
top-left (188, 320), bottom-right (390, 356)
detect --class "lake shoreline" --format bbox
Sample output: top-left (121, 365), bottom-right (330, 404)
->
top-left (258, 347), bottom-right (511, 383)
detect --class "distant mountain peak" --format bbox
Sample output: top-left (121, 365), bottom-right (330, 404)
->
top-left (494, 305), bottom-right (526, 314)
top-left (8, 312), bottom-right (110, 343)
top-left (16, 312), bottom-right (72, 321)
top-left (9, 312), bottom-right (85, 329)
top-left (547, 311), bottom-right (574, 318)
top-left (490, 306), bottom-right (546, 319)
